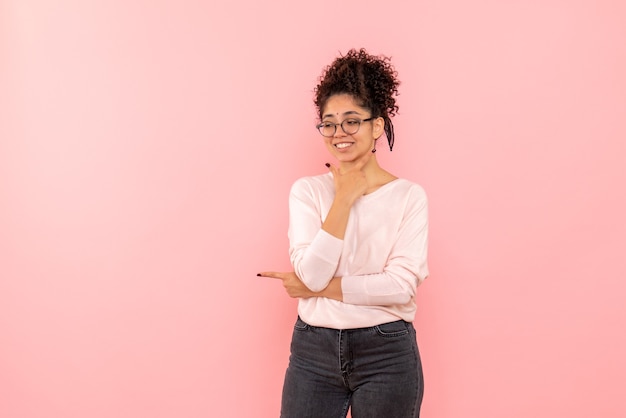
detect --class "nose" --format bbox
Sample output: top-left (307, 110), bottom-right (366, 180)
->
top-left (333, 123), bottom-right (348, 138)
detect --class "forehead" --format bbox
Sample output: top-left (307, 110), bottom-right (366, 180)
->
top-left (322, 94), bottom-right (367, 119)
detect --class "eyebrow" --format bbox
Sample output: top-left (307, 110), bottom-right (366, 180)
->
top-left (322, 110), bottom-right (363, 119)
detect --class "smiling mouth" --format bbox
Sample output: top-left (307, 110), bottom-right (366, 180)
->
top-left (334, 142), bottom-right (353, 149)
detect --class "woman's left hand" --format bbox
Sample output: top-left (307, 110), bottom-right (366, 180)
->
top-left (257, 271), bottom-right (315, 299)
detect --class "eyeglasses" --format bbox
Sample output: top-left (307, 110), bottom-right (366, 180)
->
top-left (316, 117), bottom-right (374, 137)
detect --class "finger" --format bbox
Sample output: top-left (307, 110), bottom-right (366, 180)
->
top-left (257, 272), bottom-right (285, 280)
top-left (325, 162), bottom-right (339, 177)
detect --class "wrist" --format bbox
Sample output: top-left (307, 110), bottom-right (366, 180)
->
top-left (333, 193), bottom-right (356, 208)
top-left (315, 277), bottom-right (343, 302)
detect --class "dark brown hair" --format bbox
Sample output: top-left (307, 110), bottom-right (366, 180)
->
top-left (314, 48), bottom-right (400, 150)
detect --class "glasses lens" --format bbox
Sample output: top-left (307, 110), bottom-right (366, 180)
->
top-left (341, 119), bottom-right (361, 135)
top-left (318, 122), bottom-right (335, 137)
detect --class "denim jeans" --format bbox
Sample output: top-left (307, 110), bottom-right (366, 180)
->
top-left (280, 317), bottom-right (424, 418)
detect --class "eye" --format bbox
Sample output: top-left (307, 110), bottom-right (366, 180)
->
top-left (344, 119), bottom-right (360, 127)
top-left (320, 122), bottom-right (335, 128)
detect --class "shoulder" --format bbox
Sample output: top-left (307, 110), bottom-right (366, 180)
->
top-left (388, 178), bottom-right (427, 201)
top-left (382, 179), bottom-right (428, 216)
top-left (290, 172), bottom-right (334, 197)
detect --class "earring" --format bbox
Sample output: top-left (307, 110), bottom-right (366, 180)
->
top-left (372, 138), bottom-right (378, 153)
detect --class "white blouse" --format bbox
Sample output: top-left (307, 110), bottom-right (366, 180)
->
top-left (288, 172), bottom-right (429, 329)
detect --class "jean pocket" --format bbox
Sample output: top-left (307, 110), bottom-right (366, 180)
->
top-left (294, 317), bottom-right (310, 331)
top-left (374, 320), bottom-right (409, 338)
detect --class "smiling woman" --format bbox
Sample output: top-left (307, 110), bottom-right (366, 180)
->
top-left (258, 49), bottom-right (429, 418)
top-left (4, 1), bottom-right (625, 417)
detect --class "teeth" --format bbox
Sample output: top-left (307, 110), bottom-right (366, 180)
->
top-left (335, 143), bottom-right (352, 149)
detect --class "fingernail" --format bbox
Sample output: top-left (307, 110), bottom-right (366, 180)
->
top-left (325, 163), bottom-right (330, 168)
top-left (256, 273), bottom-right (261, 276)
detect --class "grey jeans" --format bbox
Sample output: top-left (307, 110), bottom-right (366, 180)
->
top-left (280, 317), bottom-right (424, 418)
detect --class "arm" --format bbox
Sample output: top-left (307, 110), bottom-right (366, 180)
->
top-left (288, 182), bottom-right (344, 292)
top-left (258, 271), bottom-right (344, 301)
top-left (341, 186), bottom-right (429, 306)
top-left (289, 160), bottom-right (370, 292)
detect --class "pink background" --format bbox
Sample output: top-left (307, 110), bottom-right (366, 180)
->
top-left (1, 1), bottom-right (625, 417)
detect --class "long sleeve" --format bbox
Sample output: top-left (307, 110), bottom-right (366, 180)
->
top-left (341, 186), bottom-right (429, 306)
top-left (288, 176), bottom-right (343, 292)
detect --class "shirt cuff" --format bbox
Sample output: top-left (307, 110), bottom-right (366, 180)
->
top-left (341, 274), bottom-right (371, 305)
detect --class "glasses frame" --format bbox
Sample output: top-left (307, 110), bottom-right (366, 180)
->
top-left (315, 117), bottom-right (375, 137)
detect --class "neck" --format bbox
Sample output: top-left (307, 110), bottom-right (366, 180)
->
top-left (340, 155), bottom-right (384, 181)
top-left (338, 155), bottom-right (396, 194)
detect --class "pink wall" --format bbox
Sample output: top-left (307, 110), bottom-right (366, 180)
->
top-left (1, 1), bottom-right (625, 417)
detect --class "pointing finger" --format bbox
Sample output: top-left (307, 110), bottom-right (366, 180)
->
top-left (257, 272), bottom-right (285, 280)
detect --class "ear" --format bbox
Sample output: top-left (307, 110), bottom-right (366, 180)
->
top-left (373, 116), bottom-right (385, 139)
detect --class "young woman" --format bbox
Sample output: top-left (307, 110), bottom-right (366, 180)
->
top-left (259, 48), bottom-right (429, 418)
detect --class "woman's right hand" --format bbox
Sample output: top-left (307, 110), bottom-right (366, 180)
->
top-left (326, 152), bottom-right (372, 206)
top-left (321, 152), bottom-right (373, 240)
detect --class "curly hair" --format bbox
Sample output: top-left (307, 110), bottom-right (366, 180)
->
top-left (314, 48), bottom-right (400, 151)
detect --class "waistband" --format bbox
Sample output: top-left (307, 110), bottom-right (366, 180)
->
top-left (296, 316), bottom-right (411, 333)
